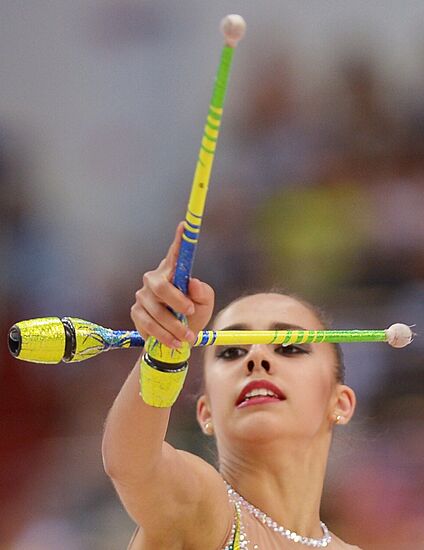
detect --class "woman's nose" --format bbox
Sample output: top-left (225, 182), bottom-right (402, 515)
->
top-left (247, 359), bottom-right (270, 373)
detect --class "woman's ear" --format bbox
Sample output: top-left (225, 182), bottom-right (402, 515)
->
top-left (197, 394), bottom-right (213, 435)
top-left (332, 385), bottom-right (356, 425)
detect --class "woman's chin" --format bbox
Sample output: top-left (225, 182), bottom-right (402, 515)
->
top-left (233, 412), bottom-right (296, 443)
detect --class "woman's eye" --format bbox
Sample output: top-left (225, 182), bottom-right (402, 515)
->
top-left (275, 344), bottom-right (310, 356)
top-left (216, 347), bottom-right (248, 360)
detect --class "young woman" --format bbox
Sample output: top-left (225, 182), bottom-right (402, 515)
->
top-left (102, 224), bottom-right (360, 549)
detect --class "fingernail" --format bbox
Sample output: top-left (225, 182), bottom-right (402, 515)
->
top-left (187, 305), bottom-right (195, 316)
top-left (185, 330), bottom-right (195, 341)
top-left (172, 339), bottom-right (183, 348)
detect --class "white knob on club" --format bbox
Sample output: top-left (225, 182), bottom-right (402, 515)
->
top-left (220, 14), bottom-right (246, 48)
top-left (385, 323), bottom-right (413, 348)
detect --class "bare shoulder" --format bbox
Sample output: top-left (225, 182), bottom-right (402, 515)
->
top-left (173, 448), bottom-right (230, 509)
top-left (128, 449), bottom-right (233, 550)
top-left (128, 527), bottom-right (181, 550)
top-left (128, 527), bottom-right (184, 550)
top-left (166, 449), bottom-right (235, 548)
top-left (330, 532), bottom-right (362, 549)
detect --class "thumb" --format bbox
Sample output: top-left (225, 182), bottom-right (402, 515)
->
top-left (164, 221), bottom-right (185, 273)
top-left (186, 278), bottom-right (215, 340)
top-left (188, 278), bottom-right (214, 306)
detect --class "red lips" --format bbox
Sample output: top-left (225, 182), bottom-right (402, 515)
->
top-left (235, 379), bottom-right (286, 407)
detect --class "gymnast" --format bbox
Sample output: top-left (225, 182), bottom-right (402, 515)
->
top-left (100, 15), bottom-right (365, 549)
top-left (3, 14), bottom-right (411, 549)
top-left (102, 224), bottom-right (361, 550)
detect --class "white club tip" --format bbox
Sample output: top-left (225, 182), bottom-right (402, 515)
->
top-left (385, 323), bottom-right (414, 348)
top-left (220, 14), bottom-right (246, 47)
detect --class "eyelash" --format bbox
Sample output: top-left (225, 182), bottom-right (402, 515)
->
top-left (275, 345), bottom-right (310, 356)
top-left (216, 345), bottom-right (310, 360)
top-left (216, 347), bottom-right (248, 360)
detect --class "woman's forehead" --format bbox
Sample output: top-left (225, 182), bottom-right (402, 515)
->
top-left (213, 293), bottom-right (324, 331)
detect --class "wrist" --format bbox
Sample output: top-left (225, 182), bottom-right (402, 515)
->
top-left (139, 337), bottom-right (191, 408)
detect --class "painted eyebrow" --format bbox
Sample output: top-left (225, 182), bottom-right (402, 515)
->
top-left (270, 322), bottom-right (308, 332)
top-left (217, 322), bottom-right (308, 332)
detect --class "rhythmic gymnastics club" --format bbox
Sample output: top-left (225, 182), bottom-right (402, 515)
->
top-left (8, 317), bottom-right (414, 364)
top-left (7, 16), bottom-right (246, 368)
top-left (141, 15), bottom-right (246, 371)
top-left (173, 14), bottom-right (246, 293)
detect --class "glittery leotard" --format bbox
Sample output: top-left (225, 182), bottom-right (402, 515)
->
top-left (222, 496), bottom-right (243, 550)
top-left (128, 481), bottom-right (360, 549)
top-left (222, 481), bottom-right (329, 550)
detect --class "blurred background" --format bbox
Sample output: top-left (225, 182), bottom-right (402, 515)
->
top-left (1, 1), bottom-right (423, 549)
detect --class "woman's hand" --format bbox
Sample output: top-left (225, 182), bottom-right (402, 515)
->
top-left (131, 222), bottom-right (215, 349)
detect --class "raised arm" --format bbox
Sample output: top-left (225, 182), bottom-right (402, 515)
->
top-left (102, 224), bottom-right (230, 548)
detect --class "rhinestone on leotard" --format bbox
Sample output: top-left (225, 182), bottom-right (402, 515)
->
top-left (225, 482), bottom-right (332, 548)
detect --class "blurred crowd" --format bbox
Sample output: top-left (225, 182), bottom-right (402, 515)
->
top-left (1, 3), bottom-right (423, 549)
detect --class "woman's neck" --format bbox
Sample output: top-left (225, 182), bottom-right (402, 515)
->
top-left (218, 435), bottom-right (330, 539)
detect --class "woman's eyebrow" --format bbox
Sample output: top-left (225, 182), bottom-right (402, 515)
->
top-left (218, 323), bottom-right (250, 331)
top-left (270, 322), bottom-right (307, 331)
top-left (216, 322), bottom-right (308, 331)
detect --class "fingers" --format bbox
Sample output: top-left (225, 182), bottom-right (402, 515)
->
top-left (143, 270), bottom-right (195, 317)
top-left (137, 286), bottom-right (194, 343)
top-left (131, 222), bottom-right (215, 349)
top-left (130, 302), bottom-right (184, 349)
top-left (132, 274), bottom-right (195, 348)
top-left (164, 221), bottom-right (185, 271)
top-left (188, 278), bottom-right (215, 307)
top-left (185, 278), bottom-right (215, 342)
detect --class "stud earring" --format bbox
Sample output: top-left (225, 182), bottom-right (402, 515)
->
top-left (335, 414), bottom-right (343, 424)
top-left (204, 421), bottom-right (214, 435)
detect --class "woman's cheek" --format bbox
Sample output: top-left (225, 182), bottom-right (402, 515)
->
top-left (207, 368), bottom-right (234, 410)
top-left (295, 368), bottom-right (333, 413)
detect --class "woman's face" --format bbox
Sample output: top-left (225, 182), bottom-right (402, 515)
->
top-left (198, 293), bottom-right (351, 446)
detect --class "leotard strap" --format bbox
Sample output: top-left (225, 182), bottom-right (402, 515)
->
top-left (222, 502), bottom-right (242, 550)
